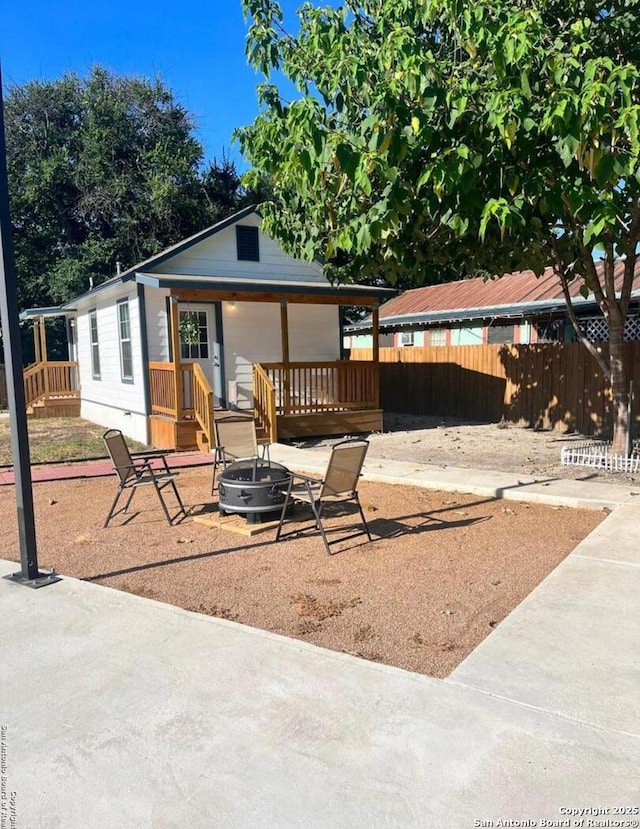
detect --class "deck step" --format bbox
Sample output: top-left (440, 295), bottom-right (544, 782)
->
top-left (195, 429), bottom-right (211, 454)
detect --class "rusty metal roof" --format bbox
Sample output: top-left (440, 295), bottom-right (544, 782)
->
top-left (379, 261), bottom-right (640, 320)
top-left (344, 260), bottom-right (640, 332)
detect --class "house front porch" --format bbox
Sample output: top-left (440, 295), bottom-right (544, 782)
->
top-left (146, 282), bottom-right (385, 450)
top-left (148, 358), bottom-right (382, 450)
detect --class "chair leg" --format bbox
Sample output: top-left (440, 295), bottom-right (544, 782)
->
top-left (353, 493), bottom-right (372, 541)
top-left (309, 498), bottom-right (332, 555)
top-left (104, 486), bottom-right (125, 528)
top-left (275, 479), bottom-right (294, 542)
top-left (169, 479), bottom-right (186, 516)
top-left (152, 479), bottom-right (174, 525)
top-left (123, 487), bottom-right (136, 514)
top-left (211, 450), bottom-right (224, 495)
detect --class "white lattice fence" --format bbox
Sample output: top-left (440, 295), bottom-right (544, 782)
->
top-left (561, 439), bottom-right (640, 473)
top-left (579, 315), bottom-right (640, 342)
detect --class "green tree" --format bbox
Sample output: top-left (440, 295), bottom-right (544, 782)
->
top-left (238, 0), bottom-right (640, 453)
top-left (5, 67), bottom-right (249, 309)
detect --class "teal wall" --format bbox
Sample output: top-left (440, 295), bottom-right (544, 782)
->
top-left (450, 325), bottom-right (483, 345)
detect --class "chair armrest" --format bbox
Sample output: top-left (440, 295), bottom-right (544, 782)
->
top-left (291, 471), bottom-right (323, 485)
top-left (132, 449), bottom-right (171, 459)
top-left (132, 449), bottom-right (172, 472)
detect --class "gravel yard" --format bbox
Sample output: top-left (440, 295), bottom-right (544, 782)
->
top-left (0, 461), bottom-right (604, 678)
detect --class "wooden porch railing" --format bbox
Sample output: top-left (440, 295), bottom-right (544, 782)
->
top-left (257, 361), bottom-right (379, 416)
top-left (149, 362), bottom-right (194, 418)
top-left (253, 363), bottom-right (278, 444)
top-left (191, 363), bottom-right (215, 448)
top-left (23, 361), bottom-right (79, 407)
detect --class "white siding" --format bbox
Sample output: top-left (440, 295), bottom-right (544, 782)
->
top-left (222, 302), bottom-right (282, 408)
top-left (75, 286), bottom-right (147, 442)
top-left (144, 286), bottom-right (170, 362)
top-left (153, 214), bottom-right (325, 282)
top-left (222, 301), bottom-right (340, 408)
top-left (80, 400), bottom-right (148, 444)
top-left (288, 305), bottom-right (340, 360)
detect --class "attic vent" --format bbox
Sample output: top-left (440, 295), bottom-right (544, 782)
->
top-left (236, 225), bottom-right (259, 262)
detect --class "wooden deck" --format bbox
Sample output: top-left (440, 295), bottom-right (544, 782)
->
top-left (257, 361), bottom-right (381, 441)
top-left (148, 360), bottom-right (381, 449)
top-left (23, 361), bottom-right (80, 418)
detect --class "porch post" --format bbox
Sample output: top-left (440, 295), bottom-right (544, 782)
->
top-left (372, 304), bottom-right (380, 407)
top-left (40, 315), bottom-right (50, 400)
top-left (169, 297), bottom-right (183, 420)
top-left (33, 319), bottom-right (41, 363)
top-left (280, 300), bottom-right (291, 415)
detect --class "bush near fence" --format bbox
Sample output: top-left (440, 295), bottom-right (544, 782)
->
top-left (349, 343), bottom-right (640, 436)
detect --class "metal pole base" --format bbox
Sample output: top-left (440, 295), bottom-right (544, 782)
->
top-left (3, 569), bottom-right (62, 589)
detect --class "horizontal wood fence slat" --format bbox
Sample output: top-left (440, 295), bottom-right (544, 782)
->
top-left (349, 344), bottom-right (640, 435)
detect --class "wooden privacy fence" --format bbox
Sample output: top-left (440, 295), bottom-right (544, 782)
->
top-left (349, 344), bottom-right (640, 435)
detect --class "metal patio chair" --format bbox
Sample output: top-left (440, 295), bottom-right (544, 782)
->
top-left (211, 413), bottom-right (270, 494)
top-left (275, 438), bottom-right (372, 554)
top-left (103, 429), bottom-right (186, 527)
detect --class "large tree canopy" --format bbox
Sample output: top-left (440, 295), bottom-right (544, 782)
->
top-left (5, 66), bottom-right (252, 307)
top-left (238, 0), bottom-right (640, 451)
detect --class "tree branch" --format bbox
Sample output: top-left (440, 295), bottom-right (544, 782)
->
top-left (549, 235), bottom-right (610, 378)
top-left (557, 265), bottom-right (611, 378)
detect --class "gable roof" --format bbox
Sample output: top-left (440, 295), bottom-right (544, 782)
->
top-left (116, 204), bottom-right (263, 279)
top-left (57, 206), bottom-right (393, 309)
top-left (346, 261), bottom-right (640, 332)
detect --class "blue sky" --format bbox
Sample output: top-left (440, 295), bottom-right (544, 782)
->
top-left (2, 0), bottom-right (312, 169)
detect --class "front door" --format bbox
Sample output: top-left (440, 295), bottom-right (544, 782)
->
top-left (178, 304), bottom-right (223, 408)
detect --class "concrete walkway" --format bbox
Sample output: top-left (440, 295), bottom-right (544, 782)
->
top-left (0, 450), bottom-right (211, 486)
top-left (1, 452), bottom-right (639, 827)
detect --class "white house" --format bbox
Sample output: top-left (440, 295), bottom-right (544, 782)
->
top-left (23, 207), bottom-right (392, 449)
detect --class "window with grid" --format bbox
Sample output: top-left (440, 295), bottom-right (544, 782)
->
top-left (179, 310), bottom-right (210, 359)
top-left (117, 300), bottom-right (133, 381)
top-left (89, 311), bottom-right (100, 379)
top-left (428, 328), bottom-right (446, 346)
top-left (487, 323), bottom-right (515, 344)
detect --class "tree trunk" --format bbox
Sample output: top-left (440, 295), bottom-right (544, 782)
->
top-left (608, 315), bottom-right (629, 455)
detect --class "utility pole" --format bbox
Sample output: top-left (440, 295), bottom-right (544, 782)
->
top-left (0, 66), bottom-right (60, 588)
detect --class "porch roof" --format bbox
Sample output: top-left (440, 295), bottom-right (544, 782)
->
top-left (19, 306), bottom-right (75, 321)
top-left (135, 272), bottom-right (395, 303)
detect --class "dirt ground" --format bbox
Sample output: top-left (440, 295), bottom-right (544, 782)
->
top-left (293, 413), bottom-right (640, 487)
top-left (0, 466), bottom-right (604, 678)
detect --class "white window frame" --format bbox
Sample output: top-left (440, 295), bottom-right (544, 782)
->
top-left (117, 299), bottom-right (134, 382)
top-left (179, 309), bottom-right (210, 360)
top-left (89, 310), bottom-right (101, 379)
top-left (399, 331), bottom-right (415, 347)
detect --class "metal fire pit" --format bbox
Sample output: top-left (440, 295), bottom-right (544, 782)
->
top-left (218, 459), bottom-right (291, 524)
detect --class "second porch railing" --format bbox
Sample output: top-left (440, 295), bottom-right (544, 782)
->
top-left (258, 361), bottom-right (379, 415)
top-left (149, 362), bottom-right (194, 418)
top-left (23, 361), bottom-right (79, 407)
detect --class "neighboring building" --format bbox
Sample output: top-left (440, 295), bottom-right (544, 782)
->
top-left (344, 263), bottom-right (640, 349)
top-left (22, 207), bottom-right (392, 448)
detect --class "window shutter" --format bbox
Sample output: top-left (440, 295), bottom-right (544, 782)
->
top-left (236, 225), bottom-right (259, 261)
